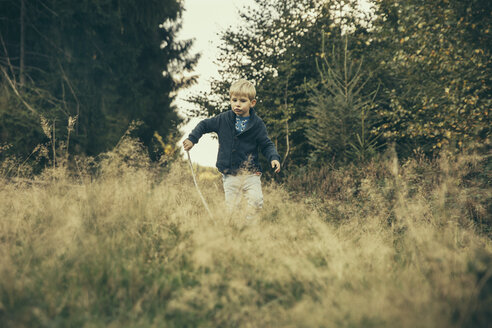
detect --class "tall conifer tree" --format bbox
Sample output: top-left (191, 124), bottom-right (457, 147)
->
top-left (0, 0), bottom-right (198, 157)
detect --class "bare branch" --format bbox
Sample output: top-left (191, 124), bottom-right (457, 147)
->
top-left (0, 66), bottom-right (38, 115)
top-left (282, 74), bottom-right (290, 167)
top-left (37, 0), bottom-right (59, 17)
top-left (58, 61), bottom-right (80, 131)
top-left (0, 33), bottom-right (17, 85)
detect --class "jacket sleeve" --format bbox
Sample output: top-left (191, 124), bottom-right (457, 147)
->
top-left (187, 116), bottom-right (220, 144)
top-left (257, 121), bottom-right (281, 163)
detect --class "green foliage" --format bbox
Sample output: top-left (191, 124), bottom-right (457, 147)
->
top-left (190, 0), bottom-right (344, 167)
top-left (0, 0), bottom-right (198, 158)
top-left (305, 33), bottom-right (382, 164)
top-left (346, 108), bottom-right (384, 163)
top-left (190, 0), bottom-right (490, 167)
top-left (371, 0), bottom-right (491, 154)
top-left (0, 83), bottom-right (46, 156)
top-left (190, 0), bottom-right (386, 169)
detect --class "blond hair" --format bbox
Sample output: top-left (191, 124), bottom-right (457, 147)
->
top-left (229, 79), bottom-right (256, 100)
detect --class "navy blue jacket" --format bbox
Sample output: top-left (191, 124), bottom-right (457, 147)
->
top-left (187, 109), bottom-right (280, 174)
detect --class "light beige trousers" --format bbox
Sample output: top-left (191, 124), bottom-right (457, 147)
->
top-left (222, 173), bottom-right (263, 212)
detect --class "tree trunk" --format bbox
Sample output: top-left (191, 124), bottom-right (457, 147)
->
top-left (19, 0), bottom-right (25, 87)
top-left (282, 73), bottom-right (291, 167)
top-left (282, 120), bottom-right (290, 167)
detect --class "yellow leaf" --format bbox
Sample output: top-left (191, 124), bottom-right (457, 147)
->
top-left (164, 145), bottom-right (173, 155)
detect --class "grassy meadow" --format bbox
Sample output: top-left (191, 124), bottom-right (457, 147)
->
top-left (0, 140), bottom-right (491, 327)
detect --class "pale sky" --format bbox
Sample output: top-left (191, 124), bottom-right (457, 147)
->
top-left (176, 0), bottom-right (255, 167)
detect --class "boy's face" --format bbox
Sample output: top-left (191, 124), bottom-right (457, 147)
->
top-left (230, 94), bottom-right (256, 117)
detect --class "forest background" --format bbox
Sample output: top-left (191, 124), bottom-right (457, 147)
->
top-left (0, 0), bottom-right (489, 170)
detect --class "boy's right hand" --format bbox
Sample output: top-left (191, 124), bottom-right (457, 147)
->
top-left (183, 139), bottom-right (194, 151)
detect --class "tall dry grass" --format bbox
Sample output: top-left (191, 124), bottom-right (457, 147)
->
top-left (0, 140), bottom-right (490, 327)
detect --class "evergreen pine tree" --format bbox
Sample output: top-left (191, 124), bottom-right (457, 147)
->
top-left (0, 0), bottom-right (198, 158)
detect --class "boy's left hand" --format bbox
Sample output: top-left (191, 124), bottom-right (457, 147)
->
top-left (271, 160), bottom-right (281, 173)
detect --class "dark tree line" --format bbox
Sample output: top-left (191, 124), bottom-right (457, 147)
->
top-left (0, 0), bottom-right (198, 158)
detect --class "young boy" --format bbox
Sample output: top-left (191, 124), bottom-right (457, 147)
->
top-left (183, 79), bottom-right (281, 214)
